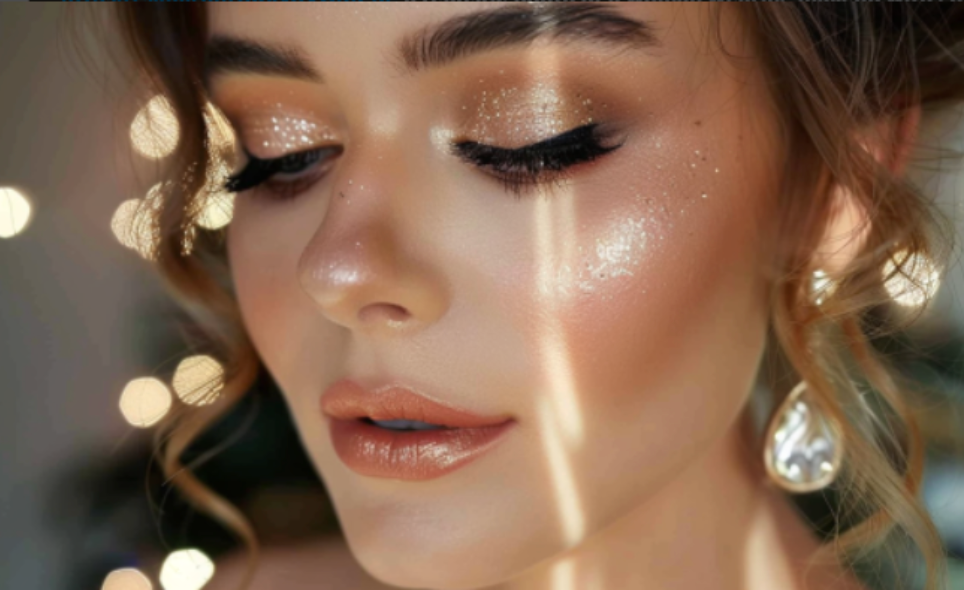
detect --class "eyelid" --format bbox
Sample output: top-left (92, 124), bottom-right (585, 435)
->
top-left (232, 110), bottom-right (339, 160)
top-left (225, 144), bottom-right (342, 195)
top-left (450, 122), bottom-right (624, 197)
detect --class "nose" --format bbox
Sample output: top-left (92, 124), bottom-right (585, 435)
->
top-left (298, 208), bottom-right (449, 336)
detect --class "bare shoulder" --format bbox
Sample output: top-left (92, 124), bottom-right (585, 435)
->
top-left (204, 536), bottom-right (396, 590)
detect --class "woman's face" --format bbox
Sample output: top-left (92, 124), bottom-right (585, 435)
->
top-left (212, 3), bottom-right (783, 588)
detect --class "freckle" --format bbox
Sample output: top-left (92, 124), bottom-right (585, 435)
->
top-left (695, 120), bottom-right (702, 126)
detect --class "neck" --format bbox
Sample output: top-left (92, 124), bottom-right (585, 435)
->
top-left (495, 417), bottom-right (864, 590)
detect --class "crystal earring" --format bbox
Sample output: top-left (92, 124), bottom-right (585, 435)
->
top-left (763, 380), bottom-right (844, 493)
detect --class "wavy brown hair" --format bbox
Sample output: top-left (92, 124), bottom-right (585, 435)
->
top-left (110, 4), bottom-right (964, 590)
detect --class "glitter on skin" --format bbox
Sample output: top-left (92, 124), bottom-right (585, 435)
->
top-left (241, 102), bottom-right (338, 156)
top-left (543, 216), bottom-right (650, 298)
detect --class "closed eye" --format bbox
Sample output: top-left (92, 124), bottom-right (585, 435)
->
top-left (450, 122), bottom-right (625, 197)
top-left (224, 145), bottom-right (343, 201)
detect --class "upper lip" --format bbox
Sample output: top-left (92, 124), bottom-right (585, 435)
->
top-left (321, 379), bottom-right (512, 429)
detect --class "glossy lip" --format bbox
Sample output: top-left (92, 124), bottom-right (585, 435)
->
top-left (321, 379), bottom-right (515, 481)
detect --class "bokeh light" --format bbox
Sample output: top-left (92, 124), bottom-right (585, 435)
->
top-left (0, 187), bottom-right (33, 238)
top-left (204, 102), bottom-right (236, 156)
top-left (160, 549), bottom-right (215, 590)
top-left (883, 250), bottom-right (942, 308)
top-left (102, 568), bottom-right (153, 590)
top-left (110, 198), bottom-right (144, 251)
top-left (195, 159), bottom-right (235, 231)
top-left (811, 269), bottom-right (836, 306)
top-left (119, 377), bottom-right (172, 428)
top-left (172, 355), bottom-right (225, 407)
top-left (110, 184), bottom-right (165, 261)
top-left (130, 95), bottom-right (180, 160)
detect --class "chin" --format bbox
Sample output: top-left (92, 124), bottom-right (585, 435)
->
top-left (348, 537), bottom-right (522, 590)
top-left (333, 493), bottom-right (568, 590)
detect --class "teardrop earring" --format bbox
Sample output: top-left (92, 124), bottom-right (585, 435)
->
top-left (763, 380), bottom-right (844, 493)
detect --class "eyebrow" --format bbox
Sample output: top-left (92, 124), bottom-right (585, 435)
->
top-left (206, 37), bottom-right (323, 82)
top-left (206, 4), bottom-right (658, 83)
top-left (398, 3), bottom-right (658, 72)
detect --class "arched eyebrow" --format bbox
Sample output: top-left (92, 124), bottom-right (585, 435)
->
top-left (206, 37), bottom-right (323, 83)
top-left (397, 3), bottom-right (659, 73)
top-left (205, 3), bottom-right (658, 83)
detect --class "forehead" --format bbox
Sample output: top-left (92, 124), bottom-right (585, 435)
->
top-left (206, 3), bottom-right (740, 79)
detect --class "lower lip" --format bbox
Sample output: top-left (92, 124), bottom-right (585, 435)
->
top-left (327, 418), bottom-right (514, 481)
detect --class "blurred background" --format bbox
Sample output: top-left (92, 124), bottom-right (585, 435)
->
top-left (0, 5), bottom-right (962, 590)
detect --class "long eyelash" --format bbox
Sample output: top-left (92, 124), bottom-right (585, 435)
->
top-left (224, 146), bottom-right (342, 195)
top-left (450, 123), bottom-right (624, 198)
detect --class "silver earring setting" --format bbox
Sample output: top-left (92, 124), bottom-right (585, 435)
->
top-left (763, 380), bottom-right (844, 493)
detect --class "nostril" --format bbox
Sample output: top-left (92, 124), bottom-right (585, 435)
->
top-left (358, 303), bottom-right (411, 325)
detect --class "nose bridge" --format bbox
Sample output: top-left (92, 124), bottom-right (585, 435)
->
top-left (297, 142), bottom-right (448, 335)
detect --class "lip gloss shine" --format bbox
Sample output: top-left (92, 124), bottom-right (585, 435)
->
top-left (321, 379), bottom-right (515, 480)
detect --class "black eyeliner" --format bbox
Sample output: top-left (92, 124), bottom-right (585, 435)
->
top-left (224, 146), bottom-right (342, 194)
top-left (449, 122), bottom-right (624, 195)
top-left (224, 151), bottom-right (276, 193)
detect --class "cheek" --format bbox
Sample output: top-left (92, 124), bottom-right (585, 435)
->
top-left (226, 198), bottom-right (334, 394)
top-left (227, 213), bottom-right (290, 369)
top-left (499, 117), bottom-right (774, 521)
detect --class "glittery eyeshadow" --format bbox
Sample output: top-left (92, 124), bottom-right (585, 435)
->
top-left (462, 81), bottom-right (603, 146)
top-left (241, 102), bottom-right (338, 156)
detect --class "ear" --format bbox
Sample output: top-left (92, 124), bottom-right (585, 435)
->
top-left (813, 105), bottom-right (921, 276)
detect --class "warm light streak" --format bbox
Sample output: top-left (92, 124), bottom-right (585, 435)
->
top-left (538, 395), bottom-right (587, 547)
top-left (101, 568), bottom-right (153, 590)
top-left (0, 187), bottom-right (32, 238)
top-left (883, 250), bottom-right (941, 307)
top-left (533, 194), bottom-right (584, 445)
top-left (130, 95), bottom-right (180, 160)
top-left (172, 355), bottom-right (225, 406)
top-left (119, 377), bottom-right (172, 428)
top-left (550, 558), bottom-right (577, 590)
top-left (160, 549), bottom-right (215, 590)
top-left (528, 51), bottom-right (588, 550)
